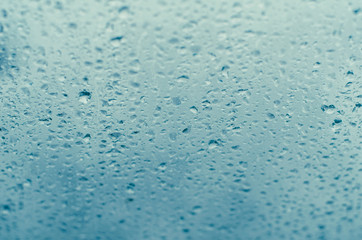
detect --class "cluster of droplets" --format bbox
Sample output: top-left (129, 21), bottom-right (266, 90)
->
top-left (0, 0), bottom-right (361, 240)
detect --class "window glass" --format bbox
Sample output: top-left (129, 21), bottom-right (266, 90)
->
top-left (0, 0), bottom-right (361, 239)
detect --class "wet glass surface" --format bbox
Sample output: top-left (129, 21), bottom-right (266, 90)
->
top-left (0, 1), bottom-right (361, 239)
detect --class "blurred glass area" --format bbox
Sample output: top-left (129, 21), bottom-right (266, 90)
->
top-left (0, 0), bottom-right (361, 239)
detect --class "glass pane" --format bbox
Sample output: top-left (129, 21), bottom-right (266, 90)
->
top-left (0, 0), bottom-right (361, 239)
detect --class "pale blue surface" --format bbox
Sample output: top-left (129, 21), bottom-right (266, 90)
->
top-left (0, 0), bottom-right (361, 239)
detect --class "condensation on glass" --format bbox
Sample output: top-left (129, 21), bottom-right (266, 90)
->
top-left (0, 0), bottom-right (361, 239)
